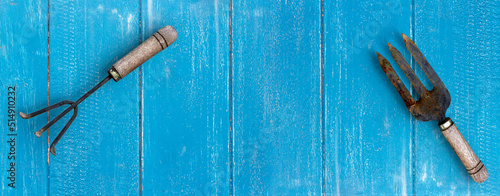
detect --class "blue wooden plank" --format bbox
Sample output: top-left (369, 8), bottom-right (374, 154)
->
top-left (141, 0), bottom-right (230, 195)
top-left (48, 1), bottom-right (141, 194)
top-left (0, 0), bottom-right (48, 195)
top-left (2, 0), bottom-right (499, 194)
top-left (324, 1), bottom-right (413, 194)
top-left (414, 0), bottom-right (500, 193)
top-left (232, 0), bottom-right (322, 194)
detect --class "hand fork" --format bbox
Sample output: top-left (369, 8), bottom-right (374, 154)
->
top-left (376, 34), bottom-right (488, 183)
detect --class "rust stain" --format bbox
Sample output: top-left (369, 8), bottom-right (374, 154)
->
top-left (378, 52), bottom-right (416, 108)
top-left (378, 34), bottom-right (451, 122)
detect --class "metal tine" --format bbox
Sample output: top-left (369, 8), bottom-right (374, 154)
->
top-left (377, 52), bottom-right (416, 107)
top-left (20, 100), bottom-right (79, 152)
top-left (402, 34), bottom-right (445, 89)
top-left (33, 76), bottom-right (111, 138)
top-left (388, 43), bottom-right (427, 96)
top-left (34, 102), bottom-right (78, 137)
top-left (19, 100), bottom-right (75, 119)
top-left (49, 104), bottom-right (78, 156)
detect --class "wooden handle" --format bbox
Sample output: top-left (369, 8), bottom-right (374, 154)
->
top-left (108, 25), bottom-right (178, 81)
top-left (439, 118), bottom-right (488, 183)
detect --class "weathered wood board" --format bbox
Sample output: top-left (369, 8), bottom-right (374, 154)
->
top-left (0, 0), bottom-right (498, 195)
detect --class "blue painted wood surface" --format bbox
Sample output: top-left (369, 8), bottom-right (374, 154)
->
top-left (141, 0), bottom-right (230, 195)
top-left (48, 0), bottom-right (141, 195)
top-left (232, 0), bottom-right (322, 194)
top-left (324, 1), bottom-right (413, 195)
top-left (0, 0), bottom-right (48, 195)
top-left (0, 0), bottom-right (498, 195)
top-left (413, 0), bottom-right (500, 193)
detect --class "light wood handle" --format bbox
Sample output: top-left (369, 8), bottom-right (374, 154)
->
top-left (108, 25), bottom-right (178, 81)
top-left (439, 118), bottom-right (488, 183)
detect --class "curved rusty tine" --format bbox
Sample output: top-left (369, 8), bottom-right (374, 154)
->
top-left (34, 105), bottom-right (74, 137)
top-left (33, 101), bottom-right (78, 138)
top-left (377, 52), bottom-right (416, 107)
top-left (402, 34), bottom-right (445, 88)
top-left (388, 43), bottom-right (428, 96)
top-left (50, 104), bottom-right (78, 156)
top-left (19, 100), bottom-right (75, 119)
top-left (34, 76), bottom-right (111, 137)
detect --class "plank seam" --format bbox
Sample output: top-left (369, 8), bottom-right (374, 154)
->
top-left (47, 0), bottom-right (51, 195)
top-left (320, 0), bottom-right (326, 195)
top-left (411, 0), bottom-right (416, 195)
top-left (229, 0), bottom-right (234, 195)
top-left (139, 0), bottom-right (143, 194)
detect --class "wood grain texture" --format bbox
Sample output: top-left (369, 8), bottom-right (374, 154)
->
top-left (439, 119), bottom-right (488, 183)
top-left (414, 0), bottom-right (500, 193)
top-left (48, 1), bottom-right (141, 194)
top-left (232, 0), bottom-right (322, 194)
top-left (141, 0), bottom-right (230, 195)
top-left (0, 0), bottom-right (48, 195)
top-left (324, 0), bottom-right (413, 194)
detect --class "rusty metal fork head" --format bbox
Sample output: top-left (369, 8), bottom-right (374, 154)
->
top-left (377, 34), bottom-right (451, 123)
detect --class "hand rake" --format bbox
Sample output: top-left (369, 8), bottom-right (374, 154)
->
top-left (20, 25), bottom-right (177, 156)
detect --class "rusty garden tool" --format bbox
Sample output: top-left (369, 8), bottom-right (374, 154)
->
top-left (20, 25), bottom-right (178, 156)
top-left (376, 34), bottom-right (488, 183)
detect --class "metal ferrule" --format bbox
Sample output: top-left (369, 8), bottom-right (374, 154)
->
top-left (439, 118), bottom-right (453, 130)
